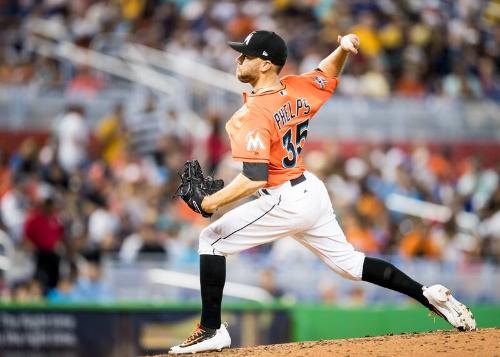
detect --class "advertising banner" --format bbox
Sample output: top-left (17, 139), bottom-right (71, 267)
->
top-left (0, 305), bottom-right (291, 357)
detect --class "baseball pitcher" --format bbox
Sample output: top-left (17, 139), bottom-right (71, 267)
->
top-left (170, 30), bottom-right (476, 354)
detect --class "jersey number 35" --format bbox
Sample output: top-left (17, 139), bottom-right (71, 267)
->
top-left (282, 119), bottom-right (309, 168)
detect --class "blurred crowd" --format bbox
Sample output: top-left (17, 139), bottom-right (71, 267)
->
top-left (0, 0), bottom-right (499, 305)
top-left (0, 0), bottom-right (499, 100)
top-left (0, 97), bottom-right (498, 304)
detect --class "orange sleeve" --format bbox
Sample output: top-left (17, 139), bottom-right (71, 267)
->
top-left (228, 108), bottom-right (272, 163)
top-left (285, 69), bottom-right (338, 105)
top-left (300, 69), bottom-right (338, 93)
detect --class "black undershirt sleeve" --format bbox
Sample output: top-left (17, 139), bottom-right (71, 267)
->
top-left (242, 162), bottom-right (269, 181)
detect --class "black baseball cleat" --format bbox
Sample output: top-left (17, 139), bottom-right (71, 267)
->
top-left (168, 322), bottom-right (231, 354)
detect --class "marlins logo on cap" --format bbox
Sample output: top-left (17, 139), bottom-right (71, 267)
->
top-left (228, 30), bottom-right (288, 66)
top-left (244, 32), bottom-right (255, 45)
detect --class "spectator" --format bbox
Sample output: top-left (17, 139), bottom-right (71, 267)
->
top-left (47, 275), bottom-right (77, 304)
top-left (86, 194), bottom-right (118, 252)
top-left (163, 108), bottom-right (192, 144)
top-left (0, 226), bottom-right (12, 301)
top-left (317, 278), bottom-right (338, 305)
top-left (344, 286), bottom-right (366, 307)
top-left (0, 174), bottom-right (33, 244)
top-left (56, 105), bottom-right (90, 174)
top-left (23, 196), bottom-right (65, 294)
top-left (119, 210), bottom-right (167, 262)
top-left (477, 57), bottom-right (500, 101)
top-left (9, 138), bottom-right (39, 176)
top-left (67, 67), bottom-right (104, 97)
top-left (0, 148), bottom-right (9, 197)
top-left (442, 61), bottom-right (482, 99)
top-left (127, 94), bottom-right (165, 166)
top-left (400, 219), bottom-right (441, 260)
top-left (95, 103), bottom-right (128, 167)
top-left (359, 59), bottom-right (391, 98)
top-left (71, 251), bottom-right (113, 303)
top-left (259, 268), bottom-right (285, 302)
top-left (395, 65), bottom-right (426, 98)
top-left (32, 57), bottom-right (63, 93)
top-left (0, 271), bottom-right (7, 301)
top-left (206, 115), bottom-right (226, 175)
top-left (350, 12), bottom-right (382, 58)
top-left (39, 159), bottom-right (70, 190)
top-left (47, 263), bottom-right (80, 304)
top-left (343, 212), bottom-right (379, 254)
top-left (10, 279), bottom-right (43, 303)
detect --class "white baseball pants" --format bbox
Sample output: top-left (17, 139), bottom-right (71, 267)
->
top-left (198, 171), bottom-right (365, 280)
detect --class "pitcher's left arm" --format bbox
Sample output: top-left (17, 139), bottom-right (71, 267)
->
top-left (202, 162), bottom-right (267, 213)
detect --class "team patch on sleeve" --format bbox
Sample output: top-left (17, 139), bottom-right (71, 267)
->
top-left (313, 76), bottom-right (327, 90)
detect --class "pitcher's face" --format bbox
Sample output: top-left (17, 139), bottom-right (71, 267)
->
top-left (236, 54), bottom-right (264, 83)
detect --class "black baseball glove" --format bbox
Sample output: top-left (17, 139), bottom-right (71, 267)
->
top-left (174, 160), bottom-right (224, 218)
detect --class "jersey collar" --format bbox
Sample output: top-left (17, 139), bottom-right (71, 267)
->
top-left (244, 81), bottom-right (286, 99)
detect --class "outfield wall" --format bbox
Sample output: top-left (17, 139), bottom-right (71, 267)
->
top-left (290, 304), bottom-right (500, 341)
top-left (0, 303), bottom-right (498, 357)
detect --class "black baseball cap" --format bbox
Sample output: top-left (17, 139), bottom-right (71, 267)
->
top-left (228, 30), bottom-right (287, 66)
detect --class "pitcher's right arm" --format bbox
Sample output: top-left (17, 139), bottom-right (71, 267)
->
top-left (318, 34), bottom-right (360, 78)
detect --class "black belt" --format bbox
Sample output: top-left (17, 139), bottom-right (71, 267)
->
top-left (261, 174), bottom-right (306, 196)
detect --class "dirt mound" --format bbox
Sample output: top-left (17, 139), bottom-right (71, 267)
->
top-left (147, 328), bottom-right (499, 357)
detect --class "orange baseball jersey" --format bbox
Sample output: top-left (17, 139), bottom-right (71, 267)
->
top-left (226, 69), bottom-right (338, 187)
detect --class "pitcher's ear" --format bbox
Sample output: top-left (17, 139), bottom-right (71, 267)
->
top-left (261, 60), bottom-right (273, 73)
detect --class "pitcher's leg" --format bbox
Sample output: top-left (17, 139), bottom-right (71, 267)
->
top-left (200, 254), bottom-right (226, 329)
top-left (362, 257), bottom-right (476, 330)
top-left (301, 179), bottom-right (434, 307)
top-left (170, 194), bottom-right (306, 354)
top-left (361, 257), bottom-right (430, 308)
top-left (197, 194), bottom-right (295, 328)
top-left (299, 217), bottom-right (476, 330)
top-left (296, 218), bottom-right (365, 281)
top-left (301, 216), bottom-right (438, 306)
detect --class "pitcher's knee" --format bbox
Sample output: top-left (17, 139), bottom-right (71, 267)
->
top-left (327, 251), bottom-right (365, 281)
top-left (198, 226), bottom-right (223, 256)
top-left (198, 227), bottom-right (214, 255)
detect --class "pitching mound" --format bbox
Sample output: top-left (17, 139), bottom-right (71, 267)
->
top-left (147, 328), bottom-right (499, 357)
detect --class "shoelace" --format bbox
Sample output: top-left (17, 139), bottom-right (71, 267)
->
top-left (183, 324), bottom-right (205, 344)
